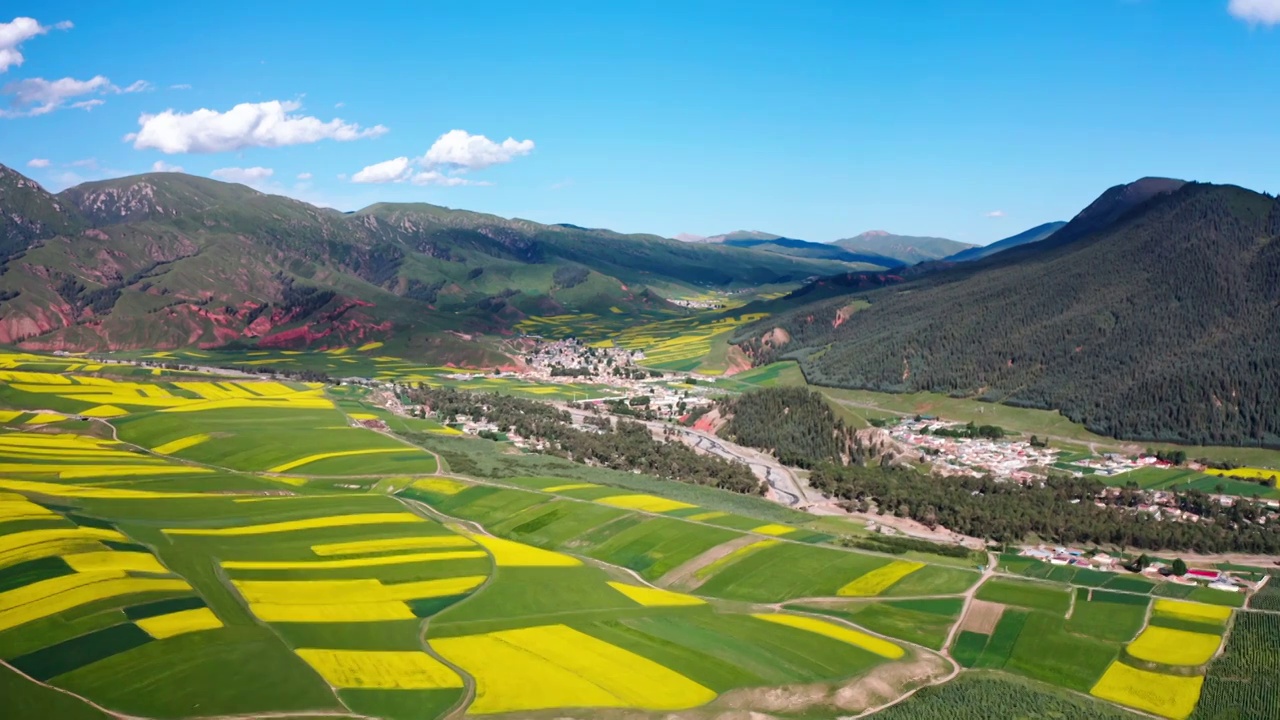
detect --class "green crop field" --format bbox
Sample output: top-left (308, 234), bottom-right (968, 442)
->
top-left (0, 349), bottom-right (1266, 719)
top-left (976, 577), bottom-right (1073, 614)
top-left (790, 597), bottom-right (964, 649)
top-left (1192, 612), bottom-right (1280, 720)
top-left (1066, 588), bottom-right (1149, 642)
top-left (874, 672), bottom-right (1144, 720)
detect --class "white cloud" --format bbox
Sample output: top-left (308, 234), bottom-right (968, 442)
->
top-left (424, 129), bottom-right (534, 170)
top-left (169, 83), bottom-right (191, 90)
top-left (0, 75), bottom-right (151, 117)
top-left (350, 129), bottom-right (533, 188)
top-left (0, 17), bottom-right (71, 74)
top-left (68, 158), bottom-right (98, 168)
top-left (2, 75), bottom-right (108, 116)
top-left (210, 166), bottom-right (274, 187)
top-left (126, 99), bottom-right (388, 154)
top-left (410, 170), bottom-right (485, 187)
top-left (550, 179), bottom-right (574, 190)
top-left (1229, 0), bottom-right (1280, 25)
top-left (26, 157), bottom-right (49, 168)
top-left (296, 172), bottom-right (312, 180)
top-left (151, 160), bottom-right (184, 173)
top-left (352, 156), bottom-right (412, 183)
top-left (985, 210), bottom-right (1006, 218)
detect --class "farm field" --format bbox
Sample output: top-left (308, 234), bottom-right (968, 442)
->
top-left (0, 349), bottom-right (1272, 719)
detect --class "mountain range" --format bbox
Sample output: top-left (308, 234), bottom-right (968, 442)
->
top-left (734, 177), bottom-right (1280, 447)
top-left (0, 164), bottom-right (855, 360)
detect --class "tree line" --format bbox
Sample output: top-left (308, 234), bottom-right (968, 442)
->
top-left (406, 387), bottom-right (759, 494)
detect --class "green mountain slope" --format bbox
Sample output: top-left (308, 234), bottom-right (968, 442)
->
top-left (0, 166), bottom-right (851, 359)
top-left (736, 179), bottom-right (1280, 447)
top-left (832, 231), bottom-right (975, 265)
top-left (945, 221), bottom-right (1066, 262)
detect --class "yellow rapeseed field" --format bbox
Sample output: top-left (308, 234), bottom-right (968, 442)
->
top-left (63, 551), bottom-right (170, 574)
top-left (0, 527), bottom-right (127, 565)
top-left (136, 607), bottom-right (223, 639)
top-left (348, 413), bottom-right (379, 420)
top-left (836, 561), bottom-right (924, 597)
top-left (432, 624), bottom-right (715, 714)
top-left (542, 482), bottom-right (598, 492)
top-left (752, 614), bottom-right (904, 659)
top-left (296, 649), bottom-right (463, 689)
top-left (0, 498), bottom-right (56, 523)
top-left (1204, 466), bottom-right (1279, 481)
top-left (0, 478), bottom-right (211, 498)
top-left (233, 576), bottom-right (486, 605)
top-left (151, 433), bottom-right (211, 454)
top-left (685, 511), bottom-right (727, 522)
top-left (1152, 599), bottom-right (1232, 624)
top-left (221, 549), bottom-right (486, 570)
top-left (749, 524), bottom-right (795, 536)
top-left (469, 534), bottom-right (580, 567)
top-left (595, 494), bottom-right (697, 513)
top-left (165, 512), bottom-right (424, 536)
top-left (0, 573), bottom-right (191, 632)
top-left (695, 539), bottom-right (780, 580)
top-left (412, 477), bottom-right (470, 495)
top-left (1127, 626), bottom-right (1222, 666)
top-left (250, 601), bottom-right (417, 622)
top-left (311, 535), bottom-right (474, 556)
top-left (606, 581), bottom-right (705, 607)
top-left (356, 341), bottom-right (384, 351)
top-left (267, 448), bottom-right (419, 473)
top-left (1090, 661), bottom-right (1204, 719)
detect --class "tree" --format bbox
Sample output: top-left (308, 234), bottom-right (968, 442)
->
top-left (1172, 558), bottom-right (1188, 576)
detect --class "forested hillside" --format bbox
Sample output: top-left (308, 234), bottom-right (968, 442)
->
top-left (736, 181), bottom-right (1280, 447)
top-left (719, 387), bottom-right (857, 468)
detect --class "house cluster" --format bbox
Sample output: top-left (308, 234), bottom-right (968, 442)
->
top-left (888, 419), bottom-right (1059, 480)
top-left (525, 339), bottom-right (640, 377)
top-left (1018, 545), bottom-right (1260, 593)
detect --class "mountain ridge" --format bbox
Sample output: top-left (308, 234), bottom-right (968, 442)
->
top-left (734, 178), bottom-right (1280, 447)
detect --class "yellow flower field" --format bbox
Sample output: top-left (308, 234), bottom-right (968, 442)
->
top-left (606, 581), bottom-right (705, 607)
top-left (685, 511), bottom-right (727, 522)
top-left (221, 549), bottom-right (486, 570)
top-left (165, 512), bottom-right (424, 536)
top-left (432, 624), bottom-right (715, 714)
top-left (542, 482), bottom-right (597, 492)
top-left (295, 649), bottom-right (463, 689)
top-left (1090, 661), bottom-right (1204, 719)
top-left (1204, 466), bottom-right (1279, 481)
top-left (310, 535), bottom-right (475, 556)
top-left (63, 551), bottom-right (170, 574)
top-left (136, 607), bottom-right (224, 639)
top-left (695, 539), bottom-right (780, 580)
top-left (411, 477), bottom-right (469, 495)
top-left (837, 561), bottom-right (924, 597)
top-left (267, 448), bottom-right (419, 473)
top-left (1127, 626), bottom-right (1221, 666)
top-left (468, 534), bottom-right (581, 567)
top-left (1152, 598), bottom-right (1232, 624)
top-left (595, 494), bottom-right (696, 513)
top-left (0, 479), bottom-right (212, 498)
top-left (752, 613), bottom-right (904, 659)
top-left (0, 497), bottom-right (57, 523)
top-left (233, 576), bottom-right (486, 605)
top-left (250, 601), bottom-right (417, 622)
top-left (0, 573), bottom-right (191, 632)
top-left (750, 523), bottom-right (795, 536)
top-left (0, 527), bottom-right (128, 565)
top-left (151, 433), bottom-right (211, 454)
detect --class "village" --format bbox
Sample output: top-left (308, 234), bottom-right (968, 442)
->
top-left (1015, 544), bottom-right (1264, 594)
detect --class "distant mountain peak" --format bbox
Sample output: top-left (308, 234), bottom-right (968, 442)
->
top-left (674, 232), bottom-right (707, 242)
top-left (832, 230), bottom-right (975, 265)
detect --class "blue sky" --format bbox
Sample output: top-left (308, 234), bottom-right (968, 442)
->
top-left (2, 1), bottom-right (1277, 244)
